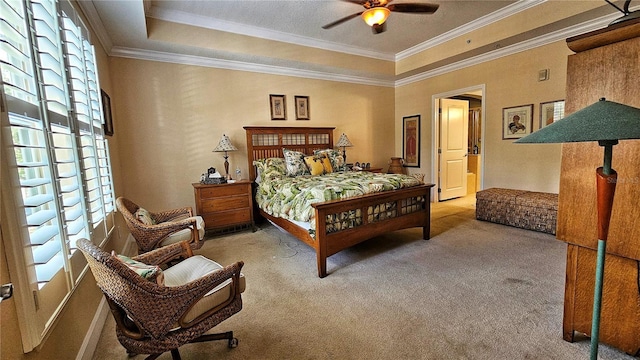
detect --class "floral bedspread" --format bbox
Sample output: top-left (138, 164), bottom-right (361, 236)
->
top-left (255, 171), bottom-right (421, 230)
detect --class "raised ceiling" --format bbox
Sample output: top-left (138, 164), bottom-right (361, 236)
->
top-left (79, 0), bottom-right (628, 86)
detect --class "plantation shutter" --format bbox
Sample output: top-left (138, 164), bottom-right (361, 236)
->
top-left (0, 0), bottom-right (115, 351)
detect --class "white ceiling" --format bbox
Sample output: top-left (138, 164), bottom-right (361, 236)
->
top-left (79, 0), bottom-right (629, 85)
top-left (146, 0), bottom-right (518, 56)
top-left (82, 0), bottom-right (531, 58)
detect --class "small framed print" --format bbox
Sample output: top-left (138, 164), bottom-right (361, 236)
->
top-left (402, 115), bottom-right (420, 167)
top-left (540, 100), bottom-right (565, 128)
top-left (101, 89), bottom-right (113, 136)
top-left (269, 94), bottom-right (287, 120)
top-left (295, 96), bottom-right (310, 120)
top-left (502, 104), bottom-right (533, 140)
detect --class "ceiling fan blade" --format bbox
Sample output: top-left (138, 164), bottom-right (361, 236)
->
top-left (387, 3), bottom-right (439, 13)
top-left (339, 0), bottom-right (368, 4)
top-left (322, 12), bottom-right (363, 29)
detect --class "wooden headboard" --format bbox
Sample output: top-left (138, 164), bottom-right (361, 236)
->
top-left (244, 126), bottom-right (335, 181)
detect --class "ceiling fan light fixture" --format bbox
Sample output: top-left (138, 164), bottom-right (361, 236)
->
top-left (361, 7), bottom-right (390, 26)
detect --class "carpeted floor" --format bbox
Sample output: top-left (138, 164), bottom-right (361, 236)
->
top-left (92, 195), bottom-right (636, 360)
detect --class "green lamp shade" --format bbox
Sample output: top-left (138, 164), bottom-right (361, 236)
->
top-left (515, 98), bottom-right (640, 144)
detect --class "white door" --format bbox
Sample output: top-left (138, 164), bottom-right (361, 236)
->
top-left (439, 98), bottom-right (469, 201)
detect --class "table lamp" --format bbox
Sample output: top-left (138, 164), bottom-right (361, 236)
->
top-left (335, 133), bottom-right (353, 163)
top-left (515, 98), bottom-right (640, 359)
top-left (212, 134), bottom-right (238, 179)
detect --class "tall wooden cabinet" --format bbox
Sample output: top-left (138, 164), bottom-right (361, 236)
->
top-left (558, 19), bottom-right (640, 356)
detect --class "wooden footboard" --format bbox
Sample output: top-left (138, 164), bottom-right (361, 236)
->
top-left (261, 184), bottom-right (434, 277)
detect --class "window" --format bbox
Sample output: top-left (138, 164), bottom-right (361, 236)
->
top-left (0, 0), bottom-right (114, 351)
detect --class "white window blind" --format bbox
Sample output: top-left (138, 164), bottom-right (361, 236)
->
top-left (1, 0), bottom-right (114, 351)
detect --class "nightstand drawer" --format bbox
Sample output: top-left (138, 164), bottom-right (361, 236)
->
top-left (193, 180), bottom-right (254, 233)
top-left (201, 196), bottom-right (249, 213)
top-left (199, 185), bottom-right (247, 198)
top-left (202, 209), bottom-right (251, 228)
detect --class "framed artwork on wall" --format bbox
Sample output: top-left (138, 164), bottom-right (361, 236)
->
top-left (269, 94), bottom-right (287, 120)
top-left (402, 115), bottom-right (420, 167)
top-left (540, 100), bottom-right (565, 128)
top-left (295, 96), bottom-right (310, 120)
top-left (101, 89), bottom-right (113, 136)
top-left (502, 104), bottom-right (533, 139)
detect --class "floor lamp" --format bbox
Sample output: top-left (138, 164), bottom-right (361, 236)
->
top-left (516, 98), bottom-right (640, 359)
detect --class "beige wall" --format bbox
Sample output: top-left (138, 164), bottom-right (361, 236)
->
top-left (109, 57), bottom-right (395, 210)
top-left (147, 18), bottom-right (395, 77)
top-left (396, 40), bottom-right (571, 194)
top-left (396, 1), bottom-right (602, 75)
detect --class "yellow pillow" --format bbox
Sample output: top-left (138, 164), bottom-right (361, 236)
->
top-left (320, 156), bottom-right (333, 173)
top-left (304, 156), bottom-right (325, 176)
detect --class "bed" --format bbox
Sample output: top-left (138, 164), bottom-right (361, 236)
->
top-left (244, 126), bottom-right (435, 277)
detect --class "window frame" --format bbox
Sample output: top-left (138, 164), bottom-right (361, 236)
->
top-left (0, 0), bottom-right (115, 351)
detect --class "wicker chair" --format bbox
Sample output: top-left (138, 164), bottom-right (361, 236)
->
top-left (77, 238), bottom-right (245, 360)
top-left (116, 197), bottom-right (205, 253)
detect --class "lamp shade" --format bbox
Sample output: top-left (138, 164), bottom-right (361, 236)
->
top-left (212, 134), bottom-right (238, 152)
top-left (361, 7), bottom-right (390, 26)
top-left (515, 98), bottom-right (640, 144)
top-left (335, 133), bottom-right (354, 147)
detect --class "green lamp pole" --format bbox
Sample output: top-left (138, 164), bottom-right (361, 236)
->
top-left (516, 98), bottom-right (640, 360)
top-left (590, 139), bottom-right (617, 359)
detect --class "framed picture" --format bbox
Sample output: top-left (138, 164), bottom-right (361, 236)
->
top-left (294, 96), bottom-right (310, 120)
top-left (502, 104), bottom-right (533, 139)
top-left (540, 100), bottom-right (565, 128)
top-left (101, 89), bottom-right (113, 136)
top-left (269, 94), bottom-right (287, 120)
top-left (402, 115), bottom-right (420, 167)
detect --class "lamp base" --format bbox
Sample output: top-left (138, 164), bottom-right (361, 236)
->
top-left (224, 154), bottom-right (230, 179)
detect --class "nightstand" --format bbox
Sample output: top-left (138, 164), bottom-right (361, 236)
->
top-left (192, 180), bottom-right (255, 234)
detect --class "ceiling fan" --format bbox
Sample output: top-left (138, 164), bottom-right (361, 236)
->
top-left (322, 0), bottom-right (439, 34)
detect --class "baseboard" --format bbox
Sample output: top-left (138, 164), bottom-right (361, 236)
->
top-left (75, 234), bottom-right (135, 360)
top-left (75, 297), bottom-right (109, 360)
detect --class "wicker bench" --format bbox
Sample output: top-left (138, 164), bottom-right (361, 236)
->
top-left (476, 188), bottom-right (558, 235)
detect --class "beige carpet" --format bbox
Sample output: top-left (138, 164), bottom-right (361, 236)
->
top-left (92, 195), bottom-right (635, 360)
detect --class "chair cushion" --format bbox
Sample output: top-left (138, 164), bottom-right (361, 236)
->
top-left (134, 207), bottom-right (155, 225)
top-left (159, 216), bottom-right (205, 247)
top-left (163, 255), bottom-right (246, 324)
top-left (113, 252), bottom-right (164, 285)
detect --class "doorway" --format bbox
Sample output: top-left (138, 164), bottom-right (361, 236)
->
top-left (431, 85), bottom-right (485, 202)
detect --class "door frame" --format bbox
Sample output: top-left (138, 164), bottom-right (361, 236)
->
top-left (431, 84), bottom-right (486, 202)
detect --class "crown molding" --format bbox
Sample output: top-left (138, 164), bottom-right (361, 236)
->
top-left (146, 6), bottom-right (396, 62)
top-left (110, 46), bottom-right (395, 88)
top-left (394, 13), bottom-right (618, 87)
top-left (395, 0), bottom-right (546, 61)
top-left (80, 0), bottom-right (626, 91)
top-left (76, 0), bottom-right (113, 53)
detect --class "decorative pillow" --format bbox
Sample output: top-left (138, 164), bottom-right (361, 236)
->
top-left (320, 156), bottom-right (333, 173)
top-left (112, 251), bottom-right (164, 285)
top-left (304, 155), bottom-right (326, 176)
top-left (134, 207), bottom-right (155, 225)
top-left (283, 148), bottom-right (310, 177)
top-left (314, 149), bottom-right (345, 172)
top-left (254, 157), bottom-right (286, 183)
